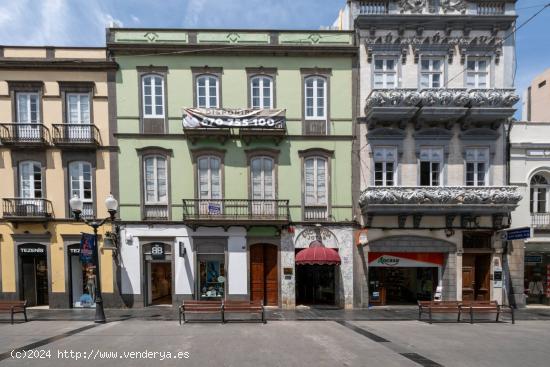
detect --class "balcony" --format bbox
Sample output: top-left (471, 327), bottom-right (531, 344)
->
top-left (2, 198), bottom-right (53, 221)
top-left (143, 204), bottom-right (169, 221)
top-left (532, 213), bottom-right (550, 230)
top-left (359, 186), bottom-right (522, 217)
top-left (359, 1), bottom-right (388, 14)
top-left (304, 205), bottom-right (329, 221)
top-left (52, 124), bottom-right (101, 148)
top-left (364, 89), bottom-right (519, 130)
top-left (477, 2), bottom-right (505, 15)
top-left (182, 199), bottom-right (290, 229)
top-left (0, 123), bottom-right (50, 147)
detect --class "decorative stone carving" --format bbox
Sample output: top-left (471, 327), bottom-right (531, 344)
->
top-left (359, 186), bottom-right (522, 209)
top-left (441, 0), bottom-right (467, 14)
top-left (399, 0), bottom-right (426, 13)
top-left (420, 89), bottom-right (470, 107)
top-left (366, 89), bottom-right (422, 108)
top-left (468, 89), bottom-right (520, 107)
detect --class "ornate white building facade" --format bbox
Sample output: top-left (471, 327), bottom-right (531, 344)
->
top-left (344, 0), bottom-right (522, 306)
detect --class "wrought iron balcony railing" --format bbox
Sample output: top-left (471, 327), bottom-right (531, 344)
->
top-left (182, 199), bottom-right (290, 228)
top-left (0, 123), bottom-right (50, 145)
top-left (531, 213), bottom-right (550, 229)
top-left (2, 198), bottom-right (53, 219)
top-left (52, 124), bottom-right (101, 146)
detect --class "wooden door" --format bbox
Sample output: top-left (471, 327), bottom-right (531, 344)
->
top-left (250, 245), bottom-right (265, 303)
top-left (475, 255), bottom-right (491, 301)
top-left (462, 254), bottom-right (476, 301)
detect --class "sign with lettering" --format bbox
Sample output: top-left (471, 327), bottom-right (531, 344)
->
top-left (295, 227), bottom-right (338, 249)
top-left (208, 203), bottom-right (222, 215)
top-left (151, 243), bottom-right (165, 260)
top-left (525, 255), bottom-right (543, 264)
top-left (80, 233), bottom-right (95, 264)
top-left (504, 227), bottom-right (531, 241)
top-left (18, 244), bottom-right (46, 257)
top-left (69, 247), bottom-right (81, 256)
top-left (368, 253), bottom-right (444, 268)
top-left (183, 108), bottom-right (286, 129)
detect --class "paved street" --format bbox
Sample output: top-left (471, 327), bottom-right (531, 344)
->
top-left (0, 315), bottom-right (549, 366)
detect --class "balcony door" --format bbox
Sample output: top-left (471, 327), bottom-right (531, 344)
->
top-left (251, 157), bottom-right (275, 215)
top-left (69, 161), bottom-right (93, 218)
top-left (198, 156), bottom-right (222, 215)
top-left (16, 93), bottom-right (40, 140)
top-left (66, 93), bottom-right (91, 140)
top-left (18, 161), bottom-right (43, 215)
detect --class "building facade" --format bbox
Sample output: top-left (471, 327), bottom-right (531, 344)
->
top-left (510, 121), bottom-right (550, 306)
top-left (345, 0), bottom-right (522, 306)
top-left (0, 47), bottom-right (120, 308)
top-left (108, 29), bottom-right (356, 308)
top-left (522, 68), bottom-right (550, 122)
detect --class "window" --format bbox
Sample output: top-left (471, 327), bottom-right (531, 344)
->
top-left (16, 93), bottom-right (40, 123)
top-left (250, 76), bottom-right (273, 109)
top-left (420, 58), bottom-right (443, 88)
top-left (465, 148), bottom-right (489, 186)
top-left (144, 156), bottom-right (168, 204)
top-left (420, 147), bottom-right (443, 186)
top-left (69, 161), bottom-right (93, 217)
top-left (67, 93), bottom-right (90, 124)
top-left (304, 157), bottom-right (327, 205)
top-left (196, 75), bottom-right (219, 108)
top-left (373, 147), bottom-right (396, 186)
top-left (198, 156), bottom-right (221, 199)
top-left (530, 174), bottom-right (549, 213)
top-left (373, 57), bottom-right (397, 88)
top-left (466, 58), bottom-right (489, 88)
top-left (305, 76), bottom-right (327, 119)
top-left (19, 161), bottom-right (42, 199)
top-left (142, 74), bottom-right (165, 118)
top-left (251, 157), bottom-right (274, 200)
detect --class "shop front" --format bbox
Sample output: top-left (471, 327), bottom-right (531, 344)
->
top-left (524, 252), bottom-right (550, 305)
top-left (368, 253), bottom-right (443, 305)
top-left (18, 243), bottom-right (49, 307)
top-left (143, 242), bottom-right (173, 306)
top-left (68, 244), bottom-right (96, 308)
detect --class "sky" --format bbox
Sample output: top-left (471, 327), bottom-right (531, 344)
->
top-left (0, 0), bottom-right (548, 118)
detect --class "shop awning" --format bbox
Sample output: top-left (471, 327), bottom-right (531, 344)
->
top-left (295, 240), bottom-right (341, 266)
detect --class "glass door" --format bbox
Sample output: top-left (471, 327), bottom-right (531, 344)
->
top-left (66, 93), bottom-right (91, 140)
top-left (16, 93), bottom-right (40, 140)
top-left (251, 157), bottom-right (275, 215)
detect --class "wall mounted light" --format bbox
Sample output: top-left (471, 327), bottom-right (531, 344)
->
top-left (179, 242), bottom-right (187, 257)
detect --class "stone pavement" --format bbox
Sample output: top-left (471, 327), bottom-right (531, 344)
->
top-left (1, 318), bottom-right (549, 366)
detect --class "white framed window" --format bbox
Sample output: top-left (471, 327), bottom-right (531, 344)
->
top-left (142, 74), bottom-right (165, 118)
top-left (420, 57), bottom-right (444, 88)
top-left (420, 147), bottom-right (443, 186)
top-left (144, 155), bottom-right (168, 204)
top-left (305, 76), bottom-right (327, 119)
top-left (19, 161), bottom-right (42, 199)
top-left (465, 148), bottom-right (489, 186)
top-left (198, 156), bottom-right (221, 199)
top-left (250, 76), bottom-right (273, 109)
top-left (66, 93), bottom-right (90, 124)
top-left (304, 157), bottom-right (327, 205)
top-left (466, 57), bottom-right (490, 88)
top-left (16, 93), bottom-right (40, 123)
top-left (251, 157), bottom-right (274, 200)
top-left (69, 161), bottom-right (93, 203)
top-left (373, 57), bottom-right (398, 88)
top-left (373, 147), bottom-right (397, 186)
top-left (196, 75), bottom-right (219, 108)
top-left (530, 174), bottom-right (549, 213)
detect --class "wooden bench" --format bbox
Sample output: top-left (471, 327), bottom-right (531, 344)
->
top-left (418, 301), bottom-right (461, 324)
top-left (223, 300), bottom-right (266, 324)
top-left (179, 300), bottom-right (223, 325)
top-left (0, 300), bottom-right (28, 324)
top-left (460, 301), bottom-right (515, 324)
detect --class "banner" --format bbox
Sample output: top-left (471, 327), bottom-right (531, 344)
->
top-left (368, 252), bottom-right (444, 267)
top-left (80, 233), bottom-right (96, 264)
top-left (182, 108), bottom-right (286, 129)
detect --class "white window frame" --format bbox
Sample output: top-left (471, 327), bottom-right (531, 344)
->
top-left (530, 174), bottom-right (550, 214)
top-left (250, 156), bottom-right (275, 200)
top-left (143, 155), bottom-right (168, 204)
top-left (373, 56), bottom-right (398, 89)
top-left (66, 93), bottom-right (91, 124)
top-left (69, 161), bottom-right (93, 204)
top-left (466, 57), bottom-right (490, 89)
top-left (19, 161), bottom-right (42, 199)
top-left (465, 148), bottom-right (489, 187)
top-left (197, 156), bottom-right (222, 200)
top-left (196, 75), bottom-right (219, 109)
top-left (420, 57), bottom-right (444, 89)
top-left (373, 147), bottom-right (397, 187)
top-left (419, 147), bottom-right (444, 187)
top-left (16, 92), bottom-right (40, 124)
top-left (304, 76), bottom-right (327, 120)
top-left (304, 156), bottom-right (328, 205)
top-left (142, 74), bottom-right (165, 118)
top-left (250, 76), bottom-right (274, 109)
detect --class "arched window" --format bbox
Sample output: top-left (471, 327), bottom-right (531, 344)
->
top-left (304, 76), bottom-right (327, 119)
top-left (197, 156), bottom-right (221, 199)
top-left (196, 75), bottom-right (219, 108)
top-left (19, 161), bottom-right (42, 199)
top-left (250, 76), bottom-right (273, 109)
top-left (530, 174), bottom-right (549, 213)
top-left (143, 155), bottom-right (168, 204)
top-left (142, 74), bottom-right (165, 118)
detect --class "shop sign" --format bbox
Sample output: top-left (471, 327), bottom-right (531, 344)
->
top-left (368, 253), bottom-right (444, 268)
top-left (18, 244), bottom-right (46, 256)
top-left (525, 255), bottom-right (543, 264)
top-left (295, 227), bottom-right (338, 249)
top-left (183, 108), bottom-right (286, 129)
top-left (503, 227), bottom-right (531, 241)
top-left (79, 233), bottom-right (96, 264)
top-left (376, 255), bottom-right (400, 266)
top-left (69, 247), bottom-right (80, 255)
top-left (151, 243), bottom-right (165, 260)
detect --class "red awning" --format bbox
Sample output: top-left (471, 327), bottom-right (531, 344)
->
top-left (295, 240), bottom-right (341, 265)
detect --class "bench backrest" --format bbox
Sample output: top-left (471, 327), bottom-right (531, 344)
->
top-left (224, 300), bottom-right (263, 307)
top-left (183, 300), bottom-right (222, 305)
top-left (461, 300), bottom-right (498, 307)
top-left (0, 300), bottom-right (26, 308)
top-left (418, 301), bottom-right (460, 307)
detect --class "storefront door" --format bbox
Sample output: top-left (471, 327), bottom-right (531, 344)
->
top-left (19, 244), bottom-right (48, 307)
top-left (296, 265), bottom-right (336, 305)
top-left (196, 241), bottom-right (226, 300)
top-left (68, 244), bottom-right (96, 308)
top-left (250, 244), bottom-right (278, 306)
top-left (462, 254), bottom-right (490, 301)
top-left (143, 243), bottom-right (172, 306)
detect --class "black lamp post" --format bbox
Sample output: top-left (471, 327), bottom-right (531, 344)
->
top-left (70, 194), bottom-right (118, 323)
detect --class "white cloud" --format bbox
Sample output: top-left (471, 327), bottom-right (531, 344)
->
top-left (131, 15), bottom-right (140, 24)
top-left (183, 0), bottom-right (207, 27)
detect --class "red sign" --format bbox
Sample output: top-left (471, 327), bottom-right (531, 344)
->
top-left (368, 252), bottom-right (444, 267)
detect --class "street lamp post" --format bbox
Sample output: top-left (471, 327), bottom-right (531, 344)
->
top-left (70, 194), bottom-right (118, 323)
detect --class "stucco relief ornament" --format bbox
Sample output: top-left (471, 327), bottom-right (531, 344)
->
top-left (441, 0), bottom-right (467, 14)
top-left (366, 89), bottom-right (421, 108)
top-left (420, 89), bottom-right (470, 107)
top-left (399, 0), bottom-right (426, 13)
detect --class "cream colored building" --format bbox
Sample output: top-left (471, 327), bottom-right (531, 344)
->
top-left (522, 68), bottom-right (550, 122)
top-left (0, 46), bottom-right (121, 308)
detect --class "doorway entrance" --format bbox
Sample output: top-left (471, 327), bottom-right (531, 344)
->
top-left (296, 265), bottom-right (336, 305)
top-left (19, 244), bottom-right (48, 307)
top-left (68, 244), bottom-right (96, 308)
top-left (250, 244), bottom-right (278, 306)
top-left (462, 254), bottom-right (491, 301)
top-left (143, 242), bottom-right (172, 306)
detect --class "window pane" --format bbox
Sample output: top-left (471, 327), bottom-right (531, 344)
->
top-left (386, 59), bottom-right (395, 70)
top-left (386, 163), bottom-right (394, 186)
top-left (420, 162), bottom-right (431, 186)
top-left (421, 60), bottom-right (430, 71)
top-left (374, 60), bottom-right (383, 70)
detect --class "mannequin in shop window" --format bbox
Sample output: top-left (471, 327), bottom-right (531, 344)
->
top-left (86, 267), bottom-right (97, 302)
top-left (528, 275), bottom-right (545, 304)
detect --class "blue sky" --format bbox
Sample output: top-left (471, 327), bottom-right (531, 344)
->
top-left (0, 0), bottom-right (548, 116)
